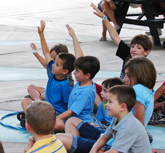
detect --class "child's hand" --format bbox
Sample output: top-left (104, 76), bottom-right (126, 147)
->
top-left (30, 43), bottom-right (37, 54)
top-left (30, 43), bottom-right (37, 50)
top-left (38, 20), bottom-right (45, 34)
top-left (24, 136), bottom-right (35, 153)
top-left (65, 24), bottom-right (75, 38)
top-left (90, 3), bottom-right (104, 18)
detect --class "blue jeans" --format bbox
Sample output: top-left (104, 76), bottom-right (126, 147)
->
top-left (68, 121), bottom-right (103, 153)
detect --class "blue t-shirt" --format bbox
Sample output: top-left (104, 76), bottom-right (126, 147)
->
top-left (132, 84), bottom-right (155, 127)
top-left (45, 61), bottom-right (72, 114)
top-left (68, 81), bottom-right (96, 123)
top-left (96, 101), bottom-right (113, 125)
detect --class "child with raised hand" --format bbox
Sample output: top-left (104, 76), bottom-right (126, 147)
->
top-left (91, 3), bottom-right (153, 80)
top-left (26, 42), bottom-right (74, 101)
top-left (54, 24), bottom-right (100, 132)
top-left (19, 20), bottom-right (75, 128)
top-left (24, 101), bottom-right (66, 153)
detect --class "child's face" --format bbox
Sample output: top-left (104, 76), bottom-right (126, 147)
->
top-left (100, 84), bottom-right (109, 101)
top-left (130, 43), bottom-right (149, 57)
top-left (52, 56), bottom-right (65, 75)
top-left (106, 93), bottom-right (122, 117)
top-left (50, 50), bottom-right (57, 61)
top-left (73, 68), bottom-right (87, 82)
top-left (123, 68), bottom-right (135, 86)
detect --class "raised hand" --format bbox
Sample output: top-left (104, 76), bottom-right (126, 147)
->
top-left (90, 3), bottom-right (104, 18)
top-left (38, 20), bottom-right (46, 34)
top-left (65, 24), bottom-right (76, 38)
top-left (30, 43), bottom-right (37, 50)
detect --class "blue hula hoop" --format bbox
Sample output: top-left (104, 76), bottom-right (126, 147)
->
top-left (0, 111), bottom-right (26, 131)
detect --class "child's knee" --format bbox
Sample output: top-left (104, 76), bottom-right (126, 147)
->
top-left (21, 98), bottom-right (32, 108)
top-left (41, 92), bottom-right (45, 100)
top-left (27, 84), bottom-right (34, 92)
top-left (54, 119), bottom-right (64, 131)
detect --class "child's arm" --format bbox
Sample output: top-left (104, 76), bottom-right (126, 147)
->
top-left (91, 3), bottom-right (121, 46)
top-left (30, 43), bottom-right (47, 68)
top-left (133, 102), bottom-right (145, 126)
top-left (89, 134), bottom-right (110, 153)
top-left (65, 24), bottom-right (84, 59)
top-left (38, 20), bottom-right (52, 64)
top-left (57, 109), bottom-right (75, 120)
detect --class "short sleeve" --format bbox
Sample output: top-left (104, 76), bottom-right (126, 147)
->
top-left (96, 102), bottom-right (105, 122)
top-left (111, 127), bottom-right (137, 152)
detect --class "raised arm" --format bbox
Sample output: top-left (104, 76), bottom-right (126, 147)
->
top-left (65, 24), bottom-right (84, 59)
top-left (90, 3), bottom-right (121, 46)
top-left (38, 20), bottom-right (52, 64)
top-left (30, 43), bottom-right (47, 68)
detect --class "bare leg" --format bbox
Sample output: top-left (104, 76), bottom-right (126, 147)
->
top-left (65, 117), bottom-right (83, 136)
top-left (56, 133), bottom-right (73, 151)
top-left (27, 84), bottom-right (45, 101)
top-left (54, 119), bottom-right (65, 132)
top-left (21, 98), bottom-right (32, 113)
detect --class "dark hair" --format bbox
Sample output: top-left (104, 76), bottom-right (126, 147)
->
top-left (58, 53), bottom-right (75, 73)
top-left (108, 85), bottom-right (136, 112)
top-left (124, 57), bottom-right (156, 89)
top-left (131, 34), bottom-right (153, 52)
top-left (102, 77), bottom-right (124, 89)
top-left (50, 43), bottom-right (68, 54)
top-left (26, 101), bottom-right (56, 135)
top-left (74, 56), bottom-right (100, 79)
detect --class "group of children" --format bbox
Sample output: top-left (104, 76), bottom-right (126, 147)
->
top-left (3, 2), bottom-right (162, 153)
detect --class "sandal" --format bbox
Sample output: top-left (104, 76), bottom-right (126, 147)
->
top-left (99, 36), bottom-right (107, 41)
top-left (17, 112), bottom-right (25, 121)
top-left (20, 118), bottom-right (26, 128)
top-left (114, 25), bottom-right (120, 31)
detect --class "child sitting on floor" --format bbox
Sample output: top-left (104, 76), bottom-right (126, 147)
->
top-left (24, 101), bottom-right (66, 153)
top-left (56, 86), bottom-right (152, 153)
top-left (18, 20), bottom-right (75, 128)
top-left (26, 43), bottom-right (74, 101)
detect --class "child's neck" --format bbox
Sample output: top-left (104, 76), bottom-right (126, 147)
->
top-left (115, 110), bottom-right (129, 122)
top-left (80, 78), bottom-right (92, 87)
top-left (33, 133), bottom-right (52, 142)
top-left (55, 74), bottom-right (66, 80)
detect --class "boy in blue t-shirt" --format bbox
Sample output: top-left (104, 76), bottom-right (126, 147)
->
top-left (92, 78), bottom-right (124, 131)
top-left (54, 25), bottom-right (100, 132)
top-left (19, 20), bottom-right (75, 127)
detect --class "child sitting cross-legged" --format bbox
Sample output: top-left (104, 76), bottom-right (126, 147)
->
top-left (19, 20), bottom-right (75, 128)
top-left (56, 86), bottom-right (151, 153)
top-left (24, 101), bottom-right (66, 153)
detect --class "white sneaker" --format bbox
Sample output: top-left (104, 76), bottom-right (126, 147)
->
top-left (145, 28), bottom-right (162, 36)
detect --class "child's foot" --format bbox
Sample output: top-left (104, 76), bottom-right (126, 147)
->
top-left (99, 36), bottom-right (107, 41)
top-left (114, 25), bottom-right (120, 31)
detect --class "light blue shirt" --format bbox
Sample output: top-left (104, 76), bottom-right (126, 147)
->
top-left (132, 84), bottom-right (155, 127)
top-left (68, 81), bottom-right (96, 123)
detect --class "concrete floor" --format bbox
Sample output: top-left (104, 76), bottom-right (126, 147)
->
top-left (0, 0), bottom-right (165, 152)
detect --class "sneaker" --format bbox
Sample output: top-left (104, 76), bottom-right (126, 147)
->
top-left (99, 36), bottom-right (107, 41)
top-left (145, 28), bottom-right (162, 36)
top-left (114, 25), bottom-right (120, 31)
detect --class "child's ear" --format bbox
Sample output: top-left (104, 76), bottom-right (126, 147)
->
top-left (121, 103), bottom-right (127, 111)
top-left (26, 122), bottom-right (32, 132)
top-left (63, 69), bottom-right (69, 75)
top-left (85, 73), bottom-right (91, 79)
top-left (144, 49), bottom-right (150, 56)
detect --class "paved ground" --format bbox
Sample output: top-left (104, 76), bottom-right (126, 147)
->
top-left (0, 0), bottom-right (165, 152)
